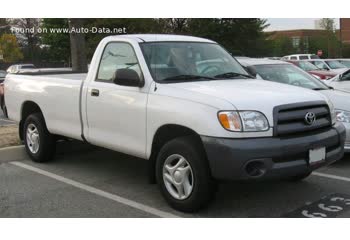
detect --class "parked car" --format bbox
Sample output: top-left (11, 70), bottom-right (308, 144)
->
top-left (5, 34), bottom-right (346, 212)
top-left (325, 69), bottom-right (350, 93)
top-left (238, 58), bottom-right (350, 153)
top-left (286, 60), bottom-right (336, 80)
top-left (281, 54), bottom-right (320, 60)
top-left (6, 64), bottom-right (36, 74)
top-left (0, 70), bottom-right (7, 116)
top-left (336, 59), bottom-right (350, 68)
top-left (307, 59), bottom-right (348, 74)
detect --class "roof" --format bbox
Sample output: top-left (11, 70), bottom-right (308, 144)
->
top-left (107, 34), bottom-right (215, 43)
top-left (237, 58), bottom-right (290, 67)
top-left (309, 59), bottom-right (341, 61)
top-left (283, 54), bottom-right (316, 57)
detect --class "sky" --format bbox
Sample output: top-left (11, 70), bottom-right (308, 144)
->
top-left (265, 18), bottom-right (340, 31)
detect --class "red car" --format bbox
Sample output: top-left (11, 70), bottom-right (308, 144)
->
top-left (286, 60), bottom-right (336, 80)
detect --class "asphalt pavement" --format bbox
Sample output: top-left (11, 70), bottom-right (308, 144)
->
top-left (1, 141), bottom-right (350, 218)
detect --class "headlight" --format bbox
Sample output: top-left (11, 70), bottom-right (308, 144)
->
top-left (218, 111), bottom-right (269, 132)
top-left (335, 109), bottom-right (350, 123)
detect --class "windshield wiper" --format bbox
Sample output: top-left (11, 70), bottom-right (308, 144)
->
top-left (312, 87), bottom-right (328, 91)
top-left (214, 72), bottom-right (253, 79)
top-left (162, 75), bottom-right (216, 81)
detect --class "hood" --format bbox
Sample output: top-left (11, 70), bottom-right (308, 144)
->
top-left (165, 79), bottom-right (328, 124)
top-left (308, 70), bottom-right (336, 78)
top-left (320, 89), bottom-right (350, 111)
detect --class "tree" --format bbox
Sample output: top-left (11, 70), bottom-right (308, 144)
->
top-left (0, 34), bottom-right (23, 63)
top-left (319, 18), bottom-right (335, 31)
top-left (9, 18), bottom-right (41, 62)
top-left (41, 18), bottom-right (70, 63)
top-left (186, 18), bottom-right (270, 57)
top-left (155, 18), bottom-right (189, 33)
top-left (318, 18), bottom-right (341, 58)
top-left (68, 19), bottom-right (87, 72)
top-left (0, 19), bottom-right (11, 35)
top-left (270, 36), bottom-right (295, 56)
top-left (342, 43), bottom-right (350, 58)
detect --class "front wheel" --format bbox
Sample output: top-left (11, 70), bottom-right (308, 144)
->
top-left (156, 136), bottom-right (216, 212)
top-left (23, 113), bottom-right (56, 163)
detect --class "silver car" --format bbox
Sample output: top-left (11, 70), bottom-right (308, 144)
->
top-left (238, 58), bottom-right (350, 152)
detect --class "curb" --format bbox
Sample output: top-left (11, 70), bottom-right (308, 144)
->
top-left (0, 145), bottom-right (26, 163)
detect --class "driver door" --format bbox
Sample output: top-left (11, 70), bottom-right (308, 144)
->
top-left (85, 42), bottom-right (147, 158)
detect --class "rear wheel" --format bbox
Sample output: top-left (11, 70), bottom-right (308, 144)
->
top-left (156, 136), bottom-right (216, 212)
top-left (23, 113), bottom-right (56, 162)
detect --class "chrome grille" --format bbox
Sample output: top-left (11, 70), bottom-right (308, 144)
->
top-left (274, 102), bottom-right (332, 136)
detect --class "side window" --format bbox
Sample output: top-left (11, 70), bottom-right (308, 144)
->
top-left (97, 42), bottom-right (142, 82)
top-left (290, 56), bottom-right (297, 60)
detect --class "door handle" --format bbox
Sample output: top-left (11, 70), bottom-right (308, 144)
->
top-left (91, 89), bottom-right (100, 97)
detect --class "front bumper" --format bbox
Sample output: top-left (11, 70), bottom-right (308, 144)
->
top-left (201, 122), bottom-right (346, 181)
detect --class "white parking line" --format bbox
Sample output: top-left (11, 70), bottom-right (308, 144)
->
top-left (10, 161), bottom-right (181, 218)
top-left (312, 172), bottom-right (350, 182)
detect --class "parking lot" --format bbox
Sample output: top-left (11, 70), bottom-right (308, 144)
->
top-left (1, 140), bottom-right (350, 218)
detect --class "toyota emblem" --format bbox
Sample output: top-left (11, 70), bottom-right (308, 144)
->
top-left (305, 112), bottom-right (316, 125)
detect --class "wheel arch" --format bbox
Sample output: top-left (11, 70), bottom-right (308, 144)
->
top-left (19, 101), bottom-right (44, 140)
top-left (148, 124), bottom-right (205, 183)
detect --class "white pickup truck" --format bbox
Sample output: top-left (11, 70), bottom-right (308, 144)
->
top-left (5, 34), bottom-right (346, 212)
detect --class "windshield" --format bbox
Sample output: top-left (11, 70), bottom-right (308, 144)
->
top-left (312, 61), bottom-right (329, 70)
top-left (254, 64), bottom-right (329, 90)
top-left (140, 42), bottom-right (248, 82)
top-left (325, 60), bottom-right (347, 69)
top-left (297, 61), bottom-right (319, 71)
top-left (339, 60), bottom-right (350, 68)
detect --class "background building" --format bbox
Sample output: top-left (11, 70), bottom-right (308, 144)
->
top-left (267, 18), bottom-right (350, 57)
top-left (340, 18), bottom-right (350, 44)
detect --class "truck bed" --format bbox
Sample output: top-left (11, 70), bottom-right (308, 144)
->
top-left (5, 72), bottom-right (87, 140)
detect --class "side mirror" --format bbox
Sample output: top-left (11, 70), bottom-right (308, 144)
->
top-left (246, 65), bottom-right (257, 78)
top-left (339, 73), bottom-right (343, 81)
top-left (112, 68), bottom-right (144, 87)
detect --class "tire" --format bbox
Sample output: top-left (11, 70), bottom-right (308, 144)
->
top-left (156, 136), bottom-right (216, 212)
top-left (287, 171), bottom-right (312, 182)
top-left (3, 105), bottom-right (8, 118)
top-left (23, 113), bottom-right (56, 163)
